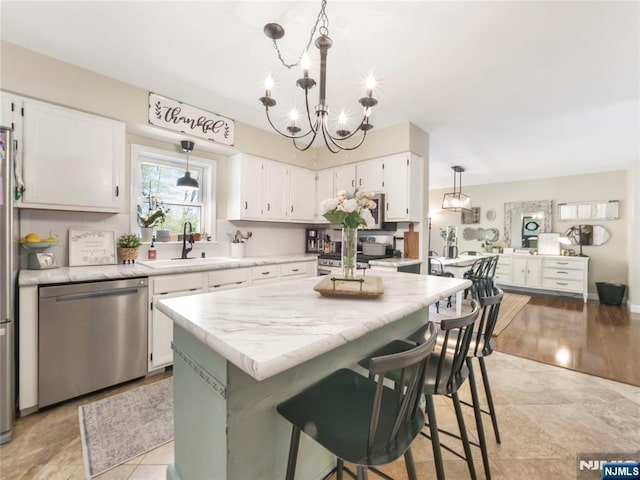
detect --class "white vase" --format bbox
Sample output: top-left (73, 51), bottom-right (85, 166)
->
top-left (230, 242), bottom-right (245, 258)
top-left (140, 227), bottom-right (154, 243)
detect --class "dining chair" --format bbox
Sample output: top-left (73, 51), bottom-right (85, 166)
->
top-left (428, 257), bottom-right (454, 312)
top-left (277, 324), bottom-right (439, 480)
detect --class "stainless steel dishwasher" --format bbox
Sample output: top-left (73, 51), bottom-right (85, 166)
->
top-left (38, 277), bottom-right (148, 408)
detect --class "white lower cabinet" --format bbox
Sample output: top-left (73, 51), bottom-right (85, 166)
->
top-left (511, 257), bottom-right (542, 287)
top-left (251, 265), bottom-right (280, 285)
top-left (495, 254), bottom-right (589, 303)
top-left (208, 268), bottom-right (251, 292)
top-left (149, 273), bottom-right (205, 370)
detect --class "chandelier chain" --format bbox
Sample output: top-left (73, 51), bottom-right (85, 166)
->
top-left (271, 0), bottom-right (329, 69)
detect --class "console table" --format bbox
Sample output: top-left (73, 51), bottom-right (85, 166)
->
top-left (495, 254), bottom-right (589, 302)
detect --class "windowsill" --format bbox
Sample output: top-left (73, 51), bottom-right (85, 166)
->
top-left (142, 240), bottom-right (218, 245)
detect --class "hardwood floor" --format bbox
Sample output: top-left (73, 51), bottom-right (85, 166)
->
top-left (494, 293), bottom-right (640, 386)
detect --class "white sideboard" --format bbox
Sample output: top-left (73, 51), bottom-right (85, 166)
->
top-left (495, 254), bottom-right (589, 303)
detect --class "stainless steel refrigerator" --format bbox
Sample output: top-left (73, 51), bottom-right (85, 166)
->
top-left (0, 125), bottom-right (17, 444)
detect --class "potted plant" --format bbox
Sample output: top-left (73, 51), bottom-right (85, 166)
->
top-left (137, 203), bottom-right (168, 242)
top-left (118, 233), bottom-right (142, 264)
top-left (440, 226), bottom-right (458, 259)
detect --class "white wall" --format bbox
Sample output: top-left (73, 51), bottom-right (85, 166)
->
top-left (429, 170), bottom-right (629, 297)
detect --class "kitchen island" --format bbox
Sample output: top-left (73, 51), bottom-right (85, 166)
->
top-left (158, 272), bottom-right (471, 480)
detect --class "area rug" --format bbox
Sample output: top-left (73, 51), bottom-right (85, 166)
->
top-left (430, 292), bottom-right (530, 336)
top-left (492, 292), bottom-right (530, 335)
top-left (78, 377), bottom-right (174, 478)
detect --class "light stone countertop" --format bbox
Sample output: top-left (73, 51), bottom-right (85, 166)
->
top-left (368, 257), bottom-right (423, 267)
top-left (18, 254), bottom-right (318, 286)
top-left (157, 273), bottom-right (471, 382)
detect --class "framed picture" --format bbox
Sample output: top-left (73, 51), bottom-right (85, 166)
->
top-left (69, 230), bottom-right (117, 266)
top-left (461, 207), bottom-right (481, 224)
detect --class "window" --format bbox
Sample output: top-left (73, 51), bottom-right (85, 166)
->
top-left (131, 144), bottom-right (215, 239)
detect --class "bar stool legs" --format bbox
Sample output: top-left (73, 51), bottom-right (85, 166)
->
top-left (285, 427), bottom-right (301, 480)
top-left (425, 395), bottom-right (445, 480)
top-left (452, 392), bottom-right (478, 480)
top-left (479, 357), bottom-right (501, 444)
top-left (467, 358), bottom-right (492, 479)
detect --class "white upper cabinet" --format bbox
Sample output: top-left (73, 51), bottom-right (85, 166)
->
top-left (382, 153), bottom-right (423, 222)
top-left (19, 97), bottom-right (125, 212)
top-left (356, 158), bottom-right (384, 192)
top-left (1, 92), bottom-right (20, 133)
top-left (228, 153), bottom-right (263, 220)
top-left (263, 161), bottom-right (289, 220)
top-left (315, 169), bottom-right (334, 222)
top-left (333, 164), bottom-right (356, 193)
top-left (289, 166), bottom-right (316, 222)
top-left (228, 154), bottom-right (265, 220)
top-left (228, 154), bottom-right (315, 223)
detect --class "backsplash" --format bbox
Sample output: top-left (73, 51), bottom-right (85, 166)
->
top-left (18, 210), bottom-right (307, 268)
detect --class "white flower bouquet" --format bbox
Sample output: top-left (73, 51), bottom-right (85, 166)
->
top-left (320, 188), bottom-right (377, 229)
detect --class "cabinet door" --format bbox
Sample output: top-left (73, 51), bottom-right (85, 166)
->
top-left (150, 288), bottom-right (204, 369)
top-left (315, 169), bottom-right (334, 222)
top-left (263, 161), bottom-right (289, 220)
top-left (383, 154), bottom-right (410, 221)
top-left (356, 158), bottom-right (384, 192)
top-left (289, 166), bottom-right (315, 222)
top-left (334, 164), bottom-right (356, 193)
top-left (512, 257), bottom-right (527, 285)
top-left (241, 156), bottom-right (264, 219)
top-left (525, 258), bottom-right (542, 287)
top-left (21, 99), bottom-right (124, 212)
top-left (0, 92), bottom-right (19, 131)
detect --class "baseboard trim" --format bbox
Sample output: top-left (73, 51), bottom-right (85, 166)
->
top-left (629, 302), bottom-right (640, 314)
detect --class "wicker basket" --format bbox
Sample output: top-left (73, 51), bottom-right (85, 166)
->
top-left (118, 247), bottom-right (139, 264)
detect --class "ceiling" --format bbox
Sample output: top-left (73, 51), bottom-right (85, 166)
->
top-left (1, 1), bottom-right (638, 188)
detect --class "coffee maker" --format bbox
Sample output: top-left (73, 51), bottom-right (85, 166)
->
top-left (305, 228), bottom-right (320, 253)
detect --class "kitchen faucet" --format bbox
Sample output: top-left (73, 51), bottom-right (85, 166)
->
top-left (181, 221), bottom-right (194, 259)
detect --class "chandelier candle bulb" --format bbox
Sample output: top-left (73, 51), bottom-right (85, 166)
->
top-left (264, 75), bottom-right (274, 98)
top-left (301, 53), bottom-right (311, 78)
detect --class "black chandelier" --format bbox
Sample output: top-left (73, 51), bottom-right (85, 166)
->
top-left (442, 166), bottom-right (471, 212)
top-left (259, 0), bottom-right (378, 153)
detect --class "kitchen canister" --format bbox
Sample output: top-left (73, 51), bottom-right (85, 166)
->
top-left (230, 242), bottom-right (245, 258)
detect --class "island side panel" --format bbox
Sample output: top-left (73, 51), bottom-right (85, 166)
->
top-left (225, 307), bottom-right (430, 479)
top-left (170, 324), bottom-right (228, 480)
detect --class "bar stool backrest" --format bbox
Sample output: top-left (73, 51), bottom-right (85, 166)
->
top-left (431, 299), bottom-right (480, 394)
top-left (366, 324), bottom-right (439, 455)
top-left (471, 288), bottom-right (504, 357)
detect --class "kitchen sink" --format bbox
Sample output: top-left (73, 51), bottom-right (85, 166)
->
top-left (138, 257), bottom-right (241, 269)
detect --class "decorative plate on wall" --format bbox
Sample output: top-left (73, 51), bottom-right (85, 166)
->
top-left (486, 209), bottom-right (496, 221)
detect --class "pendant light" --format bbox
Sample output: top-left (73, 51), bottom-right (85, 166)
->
top-left (442, 165), bottom-right (471, 211)
top-left (176, 140), bottom-right (198, 190)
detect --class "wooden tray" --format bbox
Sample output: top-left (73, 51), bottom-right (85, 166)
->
top-left (313, 275), bottom-right (384, 299)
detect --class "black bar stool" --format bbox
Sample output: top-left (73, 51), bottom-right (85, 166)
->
top-left (458, 287), bottom-right (505, 479)
top-left (277, 323), bottom-right (439, 480)
top-left (361, 300), bottom-right (481, 480)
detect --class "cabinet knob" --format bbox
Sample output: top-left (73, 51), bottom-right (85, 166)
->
top-left (267, 203), bottom-right (271, 211)
top-left (244, 201), bottom-right (248, 210)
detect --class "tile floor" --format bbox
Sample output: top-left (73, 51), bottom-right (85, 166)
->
top-left (1, 351), bottom-right (638, 479)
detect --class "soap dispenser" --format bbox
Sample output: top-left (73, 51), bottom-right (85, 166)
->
top-left (148, 238), bottom-right (157, 260)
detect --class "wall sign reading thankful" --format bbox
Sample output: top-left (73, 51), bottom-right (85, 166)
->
top-left (148, 93), bottom-right (234, 146)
